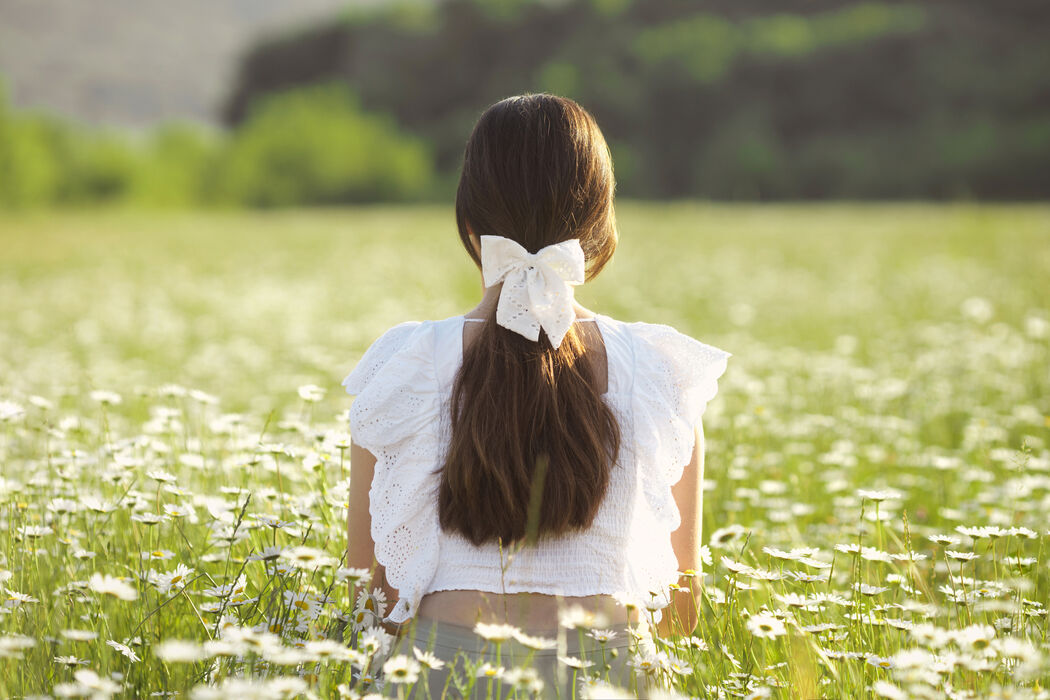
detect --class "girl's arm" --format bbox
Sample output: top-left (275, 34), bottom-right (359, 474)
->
top-left (347, 440), bottom-right (406, 638)
top-left (655, 424), bottom-right (705, 639)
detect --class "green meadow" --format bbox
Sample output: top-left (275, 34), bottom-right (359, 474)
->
top-left (0, 203), bottom-right (1048, 698)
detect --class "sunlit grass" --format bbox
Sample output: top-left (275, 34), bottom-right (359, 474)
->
top-left (0, 202), bottom-right (1047, 698)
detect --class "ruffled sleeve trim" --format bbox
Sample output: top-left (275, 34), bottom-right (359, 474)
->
top-left (629, 320), bottom-right (730, 529)
top-left (621, 321), bottom-right (730, 616)
top-left (342, 321), bottom-right (422, 399)
top-left (341, 320), bottom-right (443, 625)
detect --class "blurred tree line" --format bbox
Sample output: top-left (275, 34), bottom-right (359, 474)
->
top-left (0, 80), bottom-right (434, 208)
top-left (1, 0), bottom-right (1047, 208)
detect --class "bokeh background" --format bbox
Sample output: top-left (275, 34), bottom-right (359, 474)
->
top-left (1, 3), bottom-right (1050, 698)
top-left (1, 0), bottom-right (1048, 208)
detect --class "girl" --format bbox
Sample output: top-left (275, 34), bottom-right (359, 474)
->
top-left (343, 93), bottom-right (730, 698)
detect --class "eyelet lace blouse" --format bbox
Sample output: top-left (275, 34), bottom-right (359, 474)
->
top-left (341, 312), bottom-right (731, 626)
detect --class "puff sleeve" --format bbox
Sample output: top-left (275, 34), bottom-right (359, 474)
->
top-left (341, 320), bottom-right (443, 625)
top-left (628, 322), bottom-right (731, 533)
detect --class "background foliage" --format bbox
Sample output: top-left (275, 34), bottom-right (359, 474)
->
top-left (225, 0), bottom-right (1050, 201)
top-left (2, 0), bottom-right (1048, 209)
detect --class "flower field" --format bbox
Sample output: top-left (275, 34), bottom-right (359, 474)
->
top-left (0, 203), bottom-right (1047, 698)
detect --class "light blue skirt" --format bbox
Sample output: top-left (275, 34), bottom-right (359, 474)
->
top-left (384, 614), bottom-right (655, 699)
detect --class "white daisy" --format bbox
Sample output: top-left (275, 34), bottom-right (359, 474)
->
top-left (154, 639), bottom-right (208, 663)
top-left (88, 573), bottom-right (138, 601)
top-left (54, 654), bottom-right (87, 667)
top-left (586, 628), bottom-right (618, 644)
top-left (473, 621), bottom-right (519, 642)
top-left (0, 634), bottom-right (35, 658)
top-left (61, 629), bottom-right (99, 642)
top-left (746, 612), bottom-right (787, 639)
top-left (335, 567), bottom-right (372, 586)
top-left (106, 639), bottom-right (141, 662)
top-left (951, 623), bottom-right (995, 653)
top-left (856, 488), bottom-right (903, 502)
top-left (146, 469), bottom-right (177, 484)
top-left (474, 662), bottom-right (505, 680)
top-left (503, 665), bottom-right (544, 693)
top-left (511, 629), bottom-right (558, 650)
top-left (872, 680), bottom-right (907, 699)
top-left (70, 669), bottom-right (121, 694)
top-left (865, 653), bottom-right (894, 669)
top-left (162, 503), bottom-right (193, 519)
top-left (279, 545), bottom-right (337, 570)
top-left (89, 390), bottom-right (122, 406)
top-left (382, 654), bottom-right (421, 684)
top-left (944, 550), bottom-right (979, 561)
top-left (709, 524), bottom-right (749, 548)
top-left (149, 564), bottom-right (195, 595)
top-left (247, 546), bottom-right (285, 562)
top-left (141, 549), bottom-right (175, 562)
top-left (297, 384), bottom-right (326, 402)
top-left (411, 646), bottom-right (446, 670)
top-left (559, 655), bottom-right (595, 669)
top-left (559, 605), bottom-right (610, 630)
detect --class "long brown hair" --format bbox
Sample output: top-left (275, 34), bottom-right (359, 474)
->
top-left (435, 93), bottom-right (621, 548)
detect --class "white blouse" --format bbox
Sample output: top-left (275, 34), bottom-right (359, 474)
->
top-left (342, 312), bottom-right (731, 626)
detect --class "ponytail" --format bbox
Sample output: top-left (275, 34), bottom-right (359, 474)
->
top-left (437, 309), bottom-right (620, 547)
top-left (437, 92), bottom-right (620, 547)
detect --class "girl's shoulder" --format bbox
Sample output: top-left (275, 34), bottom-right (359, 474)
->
top-left (613, 315), bottom-right (732, 422)
top-left (341, 314), bottom-right (732, 405)
top-left (604, 316), bottom-right (732, 371)
top-left (341, 320), bottom-right (433, 397)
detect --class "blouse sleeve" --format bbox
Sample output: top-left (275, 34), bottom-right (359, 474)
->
top-left (342, 321), bottom-right (422, 399)
top-left (341, 320), bottom-right (443, 626)
top-left (628, 321), bottom-right (731, 532)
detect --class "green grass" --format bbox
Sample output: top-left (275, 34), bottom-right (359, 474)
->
top-left (0, 202), bottom-right (1048, 698)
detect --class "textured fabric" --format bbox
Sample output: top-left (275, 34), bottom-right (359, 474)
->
top-left (342, 313), bottom-right (731, 626)
top-left (478, 235), bottom-right (586, 349)
top-left (386, 614), bottom-right (652, 699)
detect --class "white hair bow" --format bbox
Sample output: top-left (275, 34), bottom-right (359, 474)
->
top-left (479, 234), bottom-right (586, 350)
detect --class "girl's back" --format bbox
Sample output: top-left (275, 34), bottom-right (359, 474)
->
top-left (342, 93), bottom-right (731, 697)
top-left (344, 309), bottom-right (729, 631)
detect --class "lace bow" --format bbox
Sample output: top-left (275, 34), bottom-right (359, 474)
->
top-left (479, 235), bottom-right (586, 350)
